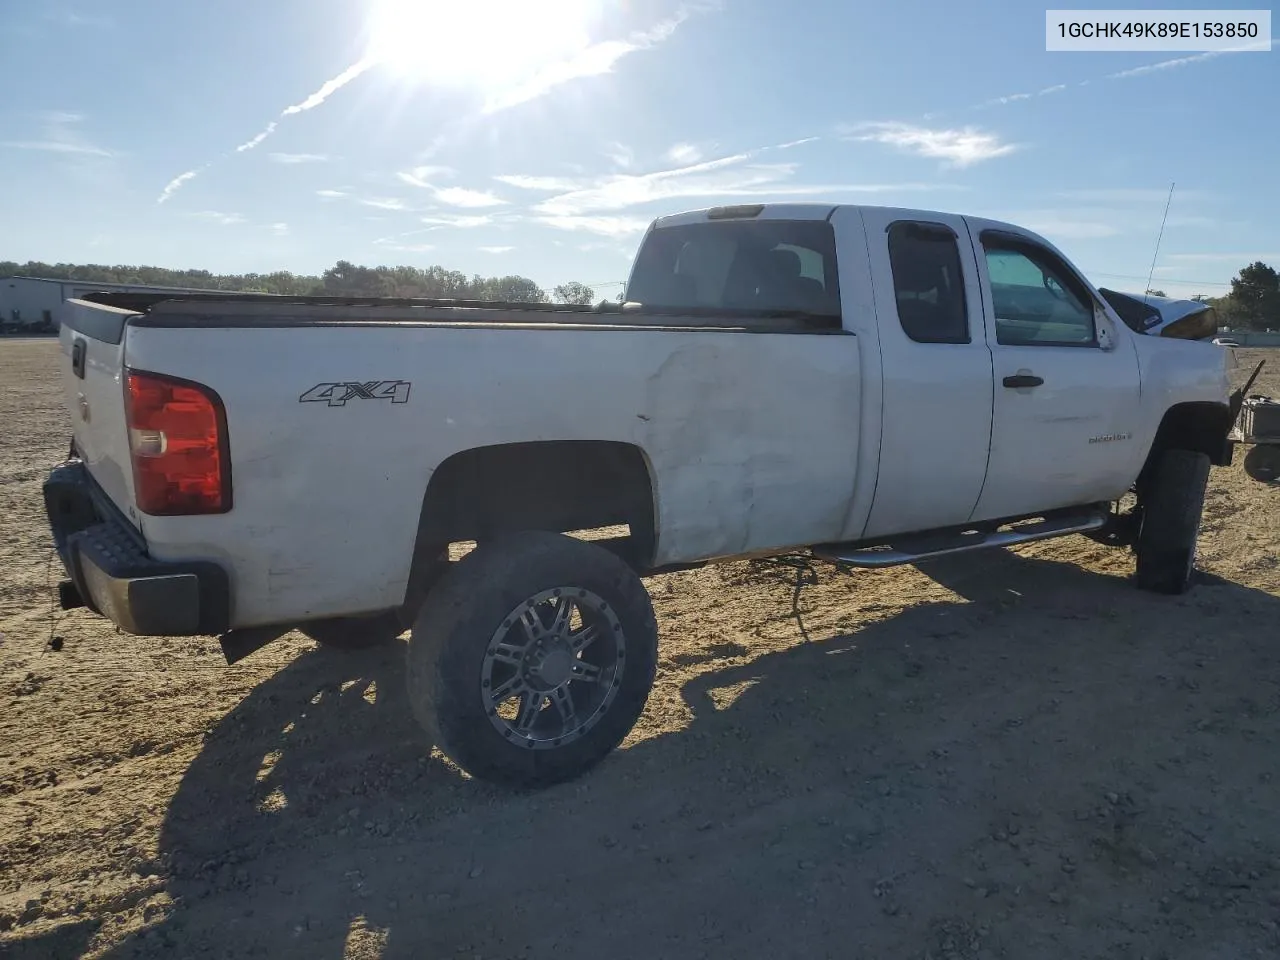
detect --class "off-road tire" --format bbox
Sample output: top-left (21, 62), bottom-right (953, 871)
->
top-left (301, 611), bottom-right (407, 650)
top-left (1135, 448), bottom-right (1210, 595)
top-left (407, 531), bottom-right (658, 789)
top-left (1244, 444), bottom-right (1280, 483)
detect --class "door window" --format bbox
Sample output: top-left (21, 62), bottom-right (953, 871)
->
top-left (887, 221), bottom-right (969, 343)
top-left (982, 239), bottom-right (1095, 346)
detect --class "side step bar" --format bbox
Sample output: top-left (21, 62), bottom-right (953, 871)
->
top-left (811, 510), bottom-right (1108, 569)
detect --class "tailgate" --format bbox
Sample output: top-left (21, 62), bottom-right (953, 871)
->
top-left (59, 298), bottom-right (141, 526)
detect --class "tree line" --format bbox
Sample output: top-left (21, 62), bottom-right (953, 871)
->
top-left (0, 259), bottom-right (599, 305)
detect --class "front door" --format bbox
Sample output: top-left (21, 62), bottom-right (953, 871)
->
top-left (966, 221), bottom-right (1142, 522)
top-left (857, 208), bottom-right (995, 539)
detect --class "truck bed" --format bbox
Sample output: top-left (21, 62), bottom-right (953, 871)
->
top-left (77, 291), bottom-right (845, 335)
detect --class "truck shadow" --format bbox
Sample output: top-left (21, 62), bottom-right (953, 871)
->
top-left (83, 550), bottom-right (1280, 960)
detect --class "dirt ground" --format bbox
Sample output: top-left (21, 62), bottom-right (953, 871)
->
top-left (2, 337), bottom-right (1278, 960)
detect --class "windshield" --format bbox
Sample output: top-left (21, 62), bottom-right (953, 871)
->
top-left (626, 219), bottom-right (841, 317)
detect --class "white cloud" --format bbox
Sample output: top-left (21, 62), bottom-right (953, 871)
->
top-left (2, 139), bottom-right (111, 156)
top-left (434, 186), bottom-right (508, 208)
top-left (282, 58), bottom-right (374, 115)
top-left (398, 167), bottom-right (507, 207)
top-left (533, 152), bottom-right (757, 215)
top-left (481, 13), bottom-right (692, 114)
top-left (776, 137), bottom-right (820, 149)
top-left (269, 152), bottom-right (331, 164)
top-left (3, 111), bottom-right (113, 159)
top-left (494, 174), bottom-right (585, 191)
top-left (158, 58), bottom-right (374, 199)
top-left (479, 245), bottom-right (515, 254)
top-left (158, 169), bottom-right (200, 204)
top-left (849, 122), bottom-right (1018, 166)
top-left (397, 165), bottom-right (454, 187)
top-left (190, 210), bottom-right (246, 226)
top-left (529, 150), bottom-right (954, 217)
top-left (420, 214), bottom-right (495, 228)
top-left (1106, 49), bottom-right (1227, 79)
top-left (665, 142), bottom-right (703, 164)
top-left (958, 36), bottom-right (1274, 119)
top-left (270, 222), bottom-right (289, 236)
top-left (360, 197), bottom-right (410, 211)
top-left (316, 188), bottom-right (348, 199)
top-left (604, 142), bottom-right (634, 169)
top-left (535, 215), bottom-right (654, 238)
top-left (236, 122), bottom-right (277, 152)
top-left (395, 169), bottom-right (431, 189)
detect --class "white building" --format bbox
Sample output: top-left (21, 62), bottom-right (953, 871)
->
top-left (1, 276), bottom-right (228, 331)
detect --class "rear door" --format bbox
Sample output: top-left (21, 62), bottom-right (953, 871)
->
top-left (59, 299), bottom-right (140, 525)
top-left (965, 220), bottom-right (1142, 521)
top-left (853, 207), bottom-right (995, 539)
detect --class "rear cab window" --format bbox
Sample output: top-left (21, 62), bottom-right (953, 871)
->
top-left (626, 219), bottom-right (842, 319)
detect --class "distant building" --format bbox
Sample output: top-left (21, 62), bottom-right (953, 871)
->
top-left (0, 276), bottom-right (227, 332)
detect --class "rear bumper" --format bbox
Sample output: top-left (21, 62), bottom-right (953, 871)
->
top-left (43, 460), bottom-right (230, 636)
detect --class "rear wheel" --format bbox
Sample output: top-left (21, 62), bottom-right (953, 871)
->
top-left (1134, 448), bottom-right (1210, 595)
top-left (407, 531), bottom-right (658, 788)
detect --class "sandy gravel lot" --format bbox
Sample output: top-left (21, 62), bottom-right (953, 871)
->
top-left (2, 337), bottom-right (1278, 960)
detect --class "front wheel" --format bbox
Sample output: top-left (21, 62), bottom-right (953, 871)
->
top-left (1135, 448), bottom-right (1210, 595)
top-left (407, 531), bottom-right (658, 788)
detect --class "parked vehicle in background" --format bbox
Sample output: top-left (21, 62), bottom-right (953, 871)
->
top-left (44, 202), bottom-right (1240, 787)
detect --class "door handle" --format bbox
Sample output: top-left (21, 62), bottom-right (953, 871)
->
top-left (1002, 374), bottom-right (1043, 389)
top-left (71, 339), bottom-right (86, 380)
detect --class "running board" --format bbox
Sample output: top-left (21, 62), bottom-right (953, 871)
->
top-left (810, 510), bottom-right (1108, 569)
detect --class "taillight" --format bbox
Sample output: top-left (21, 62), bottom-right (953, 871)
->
top-left (125, 369), bottom-right (231, 515)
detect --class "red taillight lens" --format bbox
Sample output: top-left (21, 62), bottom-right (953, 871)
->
top-left (125, 369), bottom-right (231, 515)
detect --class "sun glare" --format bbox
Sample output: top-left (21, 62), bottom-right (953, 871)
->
top-left (368, 0), bottom-right (599, 89)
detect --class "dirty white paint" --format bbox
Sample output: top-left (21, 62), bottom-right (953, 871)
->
top-left (57, 313), bottom-right (136, 520)
top-left (124, 321), bottom-right (861, 626)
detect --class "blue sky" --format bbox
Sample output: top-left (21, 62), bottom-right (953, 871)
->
top-left (1, 1), bottom-right (1276, 299)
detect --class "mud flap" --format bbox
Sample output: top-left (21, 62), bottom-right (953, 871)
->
top-left (219, 626), bottom-right (290, 665)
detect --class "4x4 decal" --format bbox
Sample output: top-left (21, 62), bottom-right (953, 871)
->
top-left (299, 380), bottom-right (411, 407)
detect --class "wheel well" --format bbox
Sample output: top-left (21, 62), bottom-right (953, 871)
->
top-left (403, 441), bottom-right (657, 605)
top-left (1138, 401), bottom-right (1234, 493)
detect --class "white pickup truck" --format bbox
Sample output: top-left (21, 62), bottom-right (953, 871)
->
top-left (44, 202), bottom-right (1239, 787)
